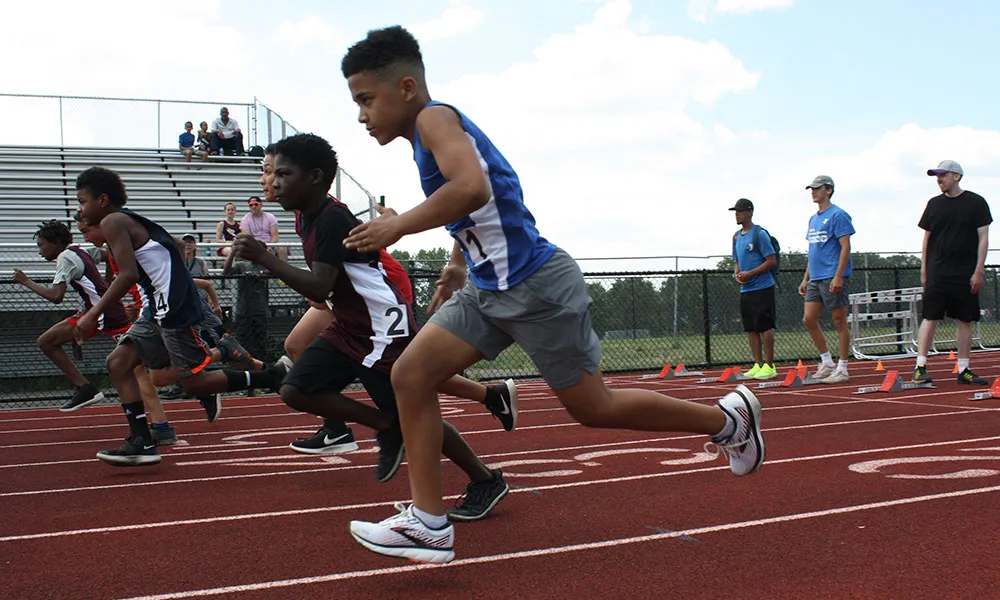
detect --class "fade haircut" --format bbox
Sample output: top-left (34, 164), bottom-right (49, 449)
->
top-left (264, 143), bottom-right (277, 157)
top-left (341, 25), bottom-right (424, 80)
top-left (34, 219), bottom-right (72, 246)
top-left (273, 133), bottom-right (339, 189)
top-left (76, 166), bottom-right (128, 207)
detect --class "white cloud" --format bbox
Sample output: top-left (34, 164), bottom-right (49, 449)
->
top-left (408, 0), bottom-right (485, 42)
top-left (274, 15), bottom-right (348, 52)
top-left (687, 0), bottom-right (793, 22)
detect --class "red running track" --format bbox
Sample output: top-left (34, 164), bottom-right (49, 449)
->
top-left (4, 354), bottom-right (1000, 599)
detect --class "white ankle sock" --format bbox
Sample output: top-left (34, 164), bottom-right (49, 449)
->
top-left (715, 409), bottom-right (736, 441)
top-left (958, 358), bottom-right (970, 372)
top-left (916, 355), bottom-right (927, 367)
top-left (820, 352), bottom-right (834, 366)
top-left (837, 359), bottom-right (849, 374)
top-left (412, 505), bottom-right (447, 529)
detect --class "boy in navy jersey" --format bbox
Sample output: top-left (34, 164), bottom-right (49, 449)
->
top-left (74, 167), bottom-right (287, 466)
top-left (232, 134), bottom-right (508, 518)
top-left (14, 220), bottom-right (131, 412)
top-left (341, 26), bottom-right (765, 563)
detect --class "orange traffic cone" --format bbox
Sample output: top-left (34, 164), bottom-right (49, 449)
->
top-left (948, 350), bottom-right (956, 360)
top-left (796, 359), bottom-right (804, 370)
top-left (953, 361), bottom-right (961, 374)
top-left (875, 360), bottom-right (885, 372)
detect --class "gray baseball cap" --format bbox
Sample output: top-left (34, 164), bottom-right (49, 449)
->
top-left (927, 160), bottom-right (963, 176)
top-left (805, 175), bottom-right (835, 189)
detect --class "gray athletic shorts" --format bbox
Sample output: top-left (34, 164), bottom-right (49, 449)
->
top-left (429, 248), bottom-right (601, 389)
top-left (805, 277), bottom-right (851, 309)
top-left (120, 318), bottom-right (212, 377)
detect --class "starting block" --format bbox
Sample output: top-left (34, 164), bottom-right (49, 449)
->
top-left (697, 366), bottom-right (741, 384)
top-left (853, 370), bottom-right (935, 394)
top-left (640, 363), bottom-right (709, 380)
top-left (969, 379), bottom-right (1000, 401)
top-left (756, 368), bottom-right (827, 389)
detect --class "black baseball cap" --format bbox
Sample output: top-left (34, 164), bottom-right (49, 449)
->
top-left (728, 198), bottom-right (754, 212)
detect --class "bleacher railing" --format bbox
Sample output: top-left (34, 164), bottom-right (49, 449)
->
top-left (0, 93), bottom-right (297, 149)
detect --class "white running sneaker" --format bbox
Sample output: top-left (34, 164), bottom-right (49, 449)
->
top-left (813, 363), bottom-right (835, 379)
top-left (706, 384), bottom-right (765, 476)
top-left (822, 370), bottom-right (850, 384)
top-left (350, 503), bottom-right (455, 564)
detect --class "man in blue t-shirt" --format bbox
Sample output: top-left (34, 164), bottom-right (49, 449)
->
top-left (730, 198), bottom-right (777, 380)
top-left (178, 121), bottom-right (196, 162)
top-left (800, 175), bottom-right (855, 383)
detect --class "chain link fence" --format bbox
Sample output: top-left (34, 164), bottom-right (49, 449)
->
top-left (5, 263), bottom-right (999, 408)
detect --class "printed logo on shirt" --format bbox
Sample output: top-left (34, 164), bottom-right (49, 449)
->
top-left (806, 228), bottom-right (829, 243)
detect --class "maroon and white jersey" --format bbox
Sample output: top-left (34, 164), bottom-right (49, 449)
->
top-left (297, 198), bottom-right (414, 373)
top-left (53, 246), bottom-right (130, 332)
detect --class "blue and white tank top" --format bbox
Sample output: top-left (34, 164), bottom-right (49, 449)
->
top-left (121, 208), bottom-right (204, 328)
top-left (412, 101), bottom-right (555, 291)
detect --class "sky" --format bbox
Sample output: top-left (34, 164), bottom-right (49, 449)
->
top-left (4, 0), bottom-right (1000, 270)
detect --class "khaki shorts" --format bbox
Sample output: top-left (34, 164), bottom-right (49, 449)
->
top-left (429, 249), bottom-right (601, 389)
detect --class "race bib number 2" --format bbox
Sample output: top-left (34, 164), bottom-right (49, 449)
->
top-left (383, 304), bottom-right (410, 338)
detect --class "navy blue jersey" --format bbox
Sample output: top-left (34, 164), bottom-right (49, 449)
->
top-left (412, 101), bottom-right (555, 291)
top-left (120, 208), bottom-right (204, 327)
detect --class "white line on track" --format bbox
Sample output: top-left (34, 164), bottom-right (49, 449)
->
top-left (115, 482), bottom-right (1000, 600)
top-left (7, 432), bottom-right (1000, 543)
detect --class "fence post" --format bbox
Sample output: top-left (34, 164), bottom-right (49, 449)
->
top-left (156, 101), bottom-right (161, 147)
top-left (672, 256), bottom-right (679, 336)
top-left (702, 271), bottom-right (711, 366)
top-left (893, 267), bottom-right (902, 354)
top-left (58, 97), bottom-right (64, 146)
top-left (630, 278), bottom-right (637, 338)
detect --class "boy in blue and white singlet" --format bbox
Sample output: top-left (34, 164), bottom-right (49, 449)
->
top-left (340, 25), bottom-right (766, 564)
top-left (74, 167), bottom-right (288, 467)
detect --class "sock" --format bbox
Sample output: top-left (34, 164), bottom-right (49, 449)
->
top-left (412, 505), bottom-right (447, 529)
top-left (916, 355), bottom-right (927, 368)
top-left (122, 401), bottom-right (151, 441)
top-left (224, 369), bottom-right (251, 391)
top-left (714, 409), bottom-right (736, 441)
top-left (958, 358), bottom-right (970, 372)
top-left (837, 360), bottom-right (849, 374)
top-left (150, 422), bottom-right (171, 431)
top-left (820, 352), bottom-right (834, 367)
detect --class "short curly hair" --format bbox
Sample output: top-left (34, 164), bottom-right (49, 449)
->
top-left (341, 25), bottom-right (424, 79)
top-left (76, 166), bottom-right (128, 207)
top-left (34, 219), bottom-right (72, 246)
top-left (273, 133), bottom-right (339, 189)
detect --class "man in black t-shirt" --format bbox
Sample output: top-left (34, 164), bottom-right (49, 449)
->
top-left (913, 160), bottom-right (992, 385)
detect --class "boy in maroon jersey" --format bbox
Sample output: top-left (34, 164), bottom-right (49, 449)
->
top-left (233, 134), bottom-right (507, 519)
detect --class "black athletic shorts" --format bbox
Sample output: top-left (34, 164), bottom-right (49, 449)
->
top-left (281, 336), bottom-right (397, 415)
top-left (740, 286), bottom-right (776, 333)
top-left (922, 282), bottom-right (980, 322)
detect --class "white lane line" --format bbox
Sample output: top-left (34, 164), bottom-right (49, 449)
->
top-left (115, 482), bottom-right (1000, 600)
top-left (6, 433), bottom-right (1000, 542)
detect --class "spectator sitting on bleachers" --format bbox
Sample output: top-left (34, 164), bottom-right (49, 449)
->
top-left (178, 121), bottom-right (202, 162)
top-left (197, 121), bottom-right (211, 156)
top-left (240, 196), bottom-right (278, 247)
top-left (210, 107), bottom-right (244, 156)
top-left (215, 202), bottom-right (240, 256)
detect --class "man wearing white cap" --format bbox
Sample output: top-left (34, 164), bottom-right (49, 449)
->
top-left (800, 175), bottom-right (854, 383)
top-left (913, 161), bottom-right (992, 386)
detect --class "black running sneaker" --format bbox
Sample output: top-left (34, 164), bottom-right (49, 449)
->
top-left (96, 436), bottom-right (161, 466)
top-left (446, 469), bottom-right (510, 522)
top-left (484, 379), bottom-right (518, 432)
top-left (913, 365), bottom-right (932, 384)
top-left (289, 427), bottom-right (360, 455)
top-left (151, 425), bottom-right (177, 446)
top-left (218, 334), bottom-right (255, 370)
top-left (958, 368), bottom-right (989, 385)
top-left (60, 383), bottom-right (104, 412)
top-left (198, 393), bottom-right (222, 423)
top-left (375, 421), bottom-right (405, 483)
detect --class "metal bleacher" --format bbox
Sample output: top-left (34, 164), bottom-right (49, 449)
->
top-left (0, 144), bottom-right (292, 262)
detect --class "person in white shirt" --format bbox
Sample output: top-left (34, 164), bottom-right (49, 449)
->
top-left (210, 107), bottom-right (244, 156)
